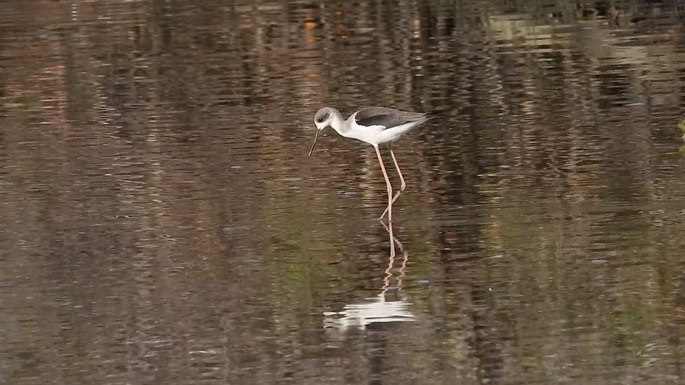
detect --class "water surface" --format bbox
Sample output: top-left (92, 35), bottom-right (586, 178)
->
top-left (1, 1), bottom-right (685, 384)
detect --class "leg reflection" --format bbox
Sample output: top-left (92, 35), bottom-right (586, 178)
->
top-left (380, 220), bottom-right (409, 296)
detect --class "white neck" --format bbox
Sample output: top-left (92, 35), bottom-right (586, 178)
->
top-left (329, 110), bottom-right (349, 135)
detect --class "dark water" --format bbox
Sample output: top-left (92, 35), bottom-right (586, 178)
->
top-left (1, 1), bottom-right (685, 384)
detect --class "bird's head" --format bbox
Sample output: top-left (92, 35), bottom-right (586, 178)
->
top-left (314, 107), bottom-right (336, 130)
top-left (309, 107), bottom-right (338, 156)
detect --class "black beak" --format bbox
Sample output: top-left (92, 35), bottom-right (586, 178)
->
top-left (308, 129), bottom-right (321, 156)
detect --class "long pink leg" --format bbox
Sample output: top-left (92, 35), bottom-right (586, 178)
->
top-left (374, 145), bottom-right (395, 255)
top-left (379, 147), bottom-right (406, 219)
top-left (374, 145), bottom-right (394, 226)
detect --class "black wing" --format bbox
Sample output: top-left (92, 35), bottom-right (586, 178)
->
top-left (354, 107), bottom-right (428, 129)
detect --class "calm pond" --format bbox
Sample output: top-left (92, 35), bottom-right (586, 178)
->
top-left (1, 1), bottom-right (685, 384)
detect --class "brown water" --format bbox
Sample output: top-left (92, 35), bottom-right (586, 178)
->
top-left (1, 1), bottom-right (685, 384)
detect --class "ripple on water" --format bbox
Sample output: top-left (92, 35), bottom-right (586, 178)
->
top-left (1, 1), bottom-right (685, 384)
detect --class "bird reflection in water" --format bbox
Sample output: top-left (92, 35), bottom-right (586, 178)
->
top-left (323, 221), bottom-right (416, 331)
